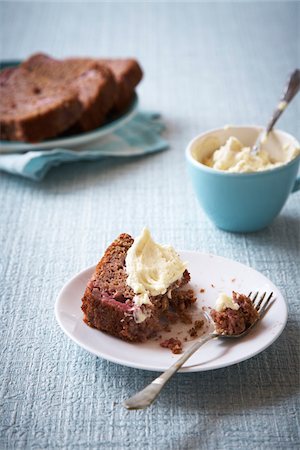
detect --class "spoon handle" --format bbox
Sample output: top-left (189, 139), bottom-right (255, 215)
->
top-left (266, 69), bottom-right (300, 134)
top-left (123, 334), bottom-right (215, 410)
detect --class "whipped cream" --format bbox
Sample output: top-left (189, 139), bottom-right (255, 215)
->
top-left (215, 293), bottom-right (240, 312)
top-left (204, 136), bottom-right (300, 173)
top-left (125, 228), bottom-right (186, 307)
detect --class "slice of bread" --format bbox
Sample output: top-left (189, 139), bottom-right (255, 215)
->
top-left (97, 59), bottom-right (143, 113)
top-left (81, 233), bottom-right (196, 342)
top-left (22, 54), bottom-right (117, 132)
top-left (0, 65), bottom-right (82, 142)
top-left (81, 233), bottom-right (160, 342)
top-left (67, 57), bottom-right (143, 115)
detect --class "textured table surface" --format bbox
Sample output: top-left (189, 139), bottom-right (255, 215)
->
top-left (1, 2), bottom-right (300, 449)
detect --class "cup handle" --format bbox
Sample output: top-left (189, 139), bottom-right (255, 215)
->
top-left (292, 175), bottom-right (300, 193)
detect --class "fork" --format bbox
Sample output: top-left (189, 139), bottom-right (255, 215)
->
top-left (123, 291), bottom-right (274, 410)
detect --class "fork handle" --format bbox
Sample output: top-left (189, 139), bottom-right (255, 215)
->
top-left (266, 69), bottom-right (300, 134)
top-left (123, 333), bottom-right (215, 410)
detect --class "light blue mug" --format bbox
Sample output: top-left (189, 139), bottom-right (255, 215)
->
top-left (186, 126), bottom-right (300, 232)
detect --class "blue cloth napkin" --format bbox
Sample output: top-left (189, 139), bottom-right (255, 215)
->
top-left (0, 112), bottom-right (168, 181)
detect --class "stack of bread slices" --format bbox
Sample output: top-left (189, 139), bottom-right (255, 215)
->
top-left (0, 53), bottom-right (143, 143)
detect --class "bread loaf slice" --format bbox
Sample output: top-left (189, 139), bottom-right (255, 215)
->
top-left (67, 57), bottom-right (143, 114)
top-left (0, 65), bottom-right (82, 142)
top-left (22, 54), bottom-right (117, 132)
top-left (81, 233), bottom-right (195, 342)
top-left (97, 59), bottom-right (143, 113)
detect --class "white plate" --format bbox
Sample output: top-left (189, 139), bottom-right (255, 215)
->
top-left (55, 251), bottom-right (287, 372)
top-left (0, 95), bottom-right (138, 153)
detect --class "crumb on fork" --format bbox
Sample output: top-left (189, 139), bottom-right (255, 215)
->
top-left (211, 291), bottom-right (259, 335)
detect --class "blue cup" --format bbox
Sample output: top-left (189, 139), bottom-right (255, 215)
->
top-left (186, 126), bottom-right (300, 232)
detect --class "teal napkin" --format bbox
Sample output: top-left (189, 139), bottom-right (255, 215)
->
top-left (0, 112), bottom-right (168, 181)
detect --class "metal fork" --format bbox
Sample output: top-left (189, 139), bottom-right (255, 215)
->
top-left (123, 291), bottom-right (274, 410)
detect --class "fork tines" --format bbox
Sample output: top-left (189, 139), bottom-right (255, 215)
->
top-left (249, 291), bottom-right (274, 315)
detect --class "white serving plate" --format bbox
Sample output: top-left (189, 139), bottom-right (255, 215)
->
top-left (55, 251), bottom-right (287, 372)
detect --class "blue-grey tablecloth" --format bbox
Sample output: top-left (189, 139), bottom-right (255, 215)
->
top-left (0, 2), bottom-right (299, 449)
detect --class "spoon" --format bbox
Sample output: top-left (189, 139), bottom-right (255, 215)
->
top-left (252, 69), bottom-right (300, 155)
